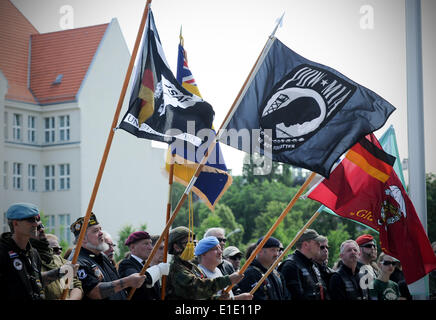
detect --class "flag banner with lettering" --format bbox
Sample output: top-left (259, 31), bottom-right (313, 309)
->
top-left (307, 134), bottom-right (436, 284)
top-left (164, 35), bottom-right (232, 210)
top-left (118, 9), bottom-right (214, 146)
top-left (221, 37), bottom-right (395, 178)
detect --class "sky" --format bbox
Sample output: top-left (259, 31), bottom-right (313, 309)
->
top-left (10, 0), bottom-right (436, 178)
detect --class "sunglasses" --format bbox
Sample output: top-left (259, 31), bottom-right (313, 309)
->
top-left (382, 261), bottom-right (398, 266)
top-left (361, 243), bottom-right (376, 249)
top-left (21, 216), bottom-right (39, 223)
top-left (52, 247), bottom-right (63, 253)
top-left (217, 238), bottom-right (227, 243)
top-left (230, 255), bottom-right (242, 261)
top-left (320, 245), bottom-right (330, 250)
top-left (37, 223), bottom-right (45, 231)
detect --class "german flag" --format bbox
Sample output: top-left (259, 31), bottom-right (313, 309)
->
top-left (345, 136), bottom-right (395, 183)
top-left (137, 58), bottom-right (155, 126)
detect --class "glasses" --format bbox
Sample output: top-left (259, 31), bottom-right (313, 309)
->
top-left (37, 223), bottom-right (45, 231)
top-left (320, 245), bottom-right (330, 250)
top-left (382, 261), bottom-right (398, 266)
top-left (279, 248), bottom-right (284, 252)
top-left (230, 255), bottom-right (242, 261)
top-left (361, 243), bottom-right (376, 249)
top-left (52, 247), bottom-right (62, 253)
top-left (21, 216), bottom-right (39, 223)
top-left (217, 238), bottom-right (227, 243)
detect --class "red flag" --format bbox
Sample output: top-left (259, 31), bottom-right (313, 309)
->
top-left (307, 134), bottom-right (436, 284)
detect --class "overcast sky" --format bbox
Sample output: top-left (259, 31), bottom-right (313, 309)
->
top-left (10, 0), bottom-right (436, 178)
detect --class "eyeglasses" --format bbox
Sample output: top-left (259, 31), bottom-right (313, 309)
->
top-left (382, 261), bottom-right (398, 266)
top-left (230, 255), bottom-right (242, 261)
top-left (21, 216), bottom-right (39, 223)
top-left (320, 245), bottom-right (330, 250)
top-left (279, 248), bottom-right (284, 252)
top-left (361, 243), bottom-right (376, 249)
top-left (37, 223), bottom-right (45, 231)
top-left (217, 238), bottom-right (227, 243)
top-left (52, 247), bottom-right (63, 253)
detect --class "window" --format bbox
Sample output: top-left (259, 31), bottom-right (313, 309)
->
top-left (13, 162), bottom-right (22, 190)
top-left (59, 115), bottom-right (70, 141)
top-left (28, 164), bottom-right (36, 192)
top-left (12, 114), bottom-right (22, 141)
top-left (59, 164), bottom-right (70, 190)
top-left (44, 117), bottom-right (55, 143)
top-left (3, 112), bottom-right (8, 140)
top-left (3, 161), bottom-right (8, 189)
top-left (59, 214), bottom-right (71, 244)
top-left (44, 165), bottom-right (55, 191)
top-left (45, 215), bottom-right (56, 234)
top-left (28, 116), bottom-right (36, 143)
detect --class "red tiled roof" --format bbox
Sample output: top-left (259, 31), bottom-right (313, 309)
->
top-left (0, 0), bottom-right (39, 103)
top-left (30, 23), bottom-right (109, 105)
top-left (0, 0), bottom-right (109, 105)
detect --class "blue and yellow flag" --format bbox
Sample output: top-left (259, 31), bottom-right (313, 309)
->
top-left (165, 33), bottom-right (232, 210)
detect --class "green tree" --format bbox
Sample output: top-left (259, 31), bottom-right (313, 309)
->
top-left (115, 222), bottom-right (147, 263)
top-left (427, 173), bottom-right (436, 243)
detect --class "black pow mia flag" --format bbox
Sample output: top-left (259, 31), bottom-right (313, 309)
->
top-left (221, 38), bottom-right (395, 178)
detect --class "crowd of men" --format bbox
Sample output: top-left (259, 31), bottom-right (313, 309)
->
top-left (1, 202), bottom-right (436, 301)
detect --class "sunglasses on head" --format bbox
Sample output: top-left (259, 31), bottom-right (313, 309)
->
top-left (217, 237), bottom-right (227, 243)
top-left (320, 245), bottom-right (330, 250)
top-left (382, 260), bottom-right (398, 266)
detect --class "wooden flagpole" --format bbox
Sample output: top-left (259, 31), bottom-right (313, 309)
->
top-left (60, 0), bottom-right (153, 300)
top-left (223, 171), bottom-right (317, 294)
top-left (249, 207), bottom-right (322, 295)
top-left (127, 28), bottom-right (279, 301)
top-left (160, 155), bottom-right (174, 300)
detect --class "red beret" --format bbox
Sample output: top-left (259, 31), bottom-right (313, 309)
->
top-left (125, 231), bottom-right (150, 246)
top-left (355, 234), bottom-right (374, 246)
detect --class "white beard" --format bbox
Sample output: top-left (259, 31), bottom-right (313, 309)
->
top-left (87, 241), bottom-right (109, 253)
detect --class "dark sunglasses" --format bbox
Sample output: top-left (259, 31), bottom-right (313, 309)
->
top-left (217, 237), bottom-right (227, 243)
top-left (37, 223), bottom-right (45, 231)
top-left (361, 243), bottom-right (376, 249)
top-left (52, 247), bottom-right (63, 253)
top-left (382, 260), bottom-right (398, 266)
top-left (21, 216), bottom-right (39, 223)
top-left (320, 245), bottom-right (330, 250)
top-left (230, 255), bottom-right (242, 261)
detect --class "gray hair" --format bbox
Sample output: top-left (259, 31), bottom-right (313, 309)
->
top-left (340, 239), bottom-right (359, 254)
top-left (203, 227), bottom-right (225, 239)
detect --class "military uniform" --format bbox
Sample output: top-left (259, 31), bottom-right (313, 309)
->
top-left (235, 258), bottom-right (288, 300)
top-left (76, 247), bottom-right (127, 300)
top-left (0, 232), bottom-right (45, 300)
top-left (165, 255), bottom-right (231, 300)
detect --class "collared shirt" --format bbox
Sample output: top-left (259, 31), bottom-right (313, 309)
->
top-left (131, 254), bottom-right (144, 265)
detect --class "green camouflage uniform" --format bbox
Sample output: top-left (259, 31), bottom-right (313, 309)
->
top-left (165, 255), bottom-right (231, 300)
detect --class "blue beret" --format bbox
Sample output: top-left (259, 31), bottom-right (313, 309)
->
top-left (6, 203), bottom-right (39, 220)
top-left (256, 236), bottom-right (281, 248)
top-left (195, 236), bottom-right (219, 256)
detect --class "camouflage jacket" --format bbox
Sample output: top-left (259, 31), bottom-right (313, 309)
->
top-left (165, 255), bottom-right (231, 300)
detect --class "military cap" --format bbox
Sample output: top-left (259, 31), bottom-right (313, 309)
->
top-left (256, 236), bottom-right (281, 248)
top-left (296, 229), bottom-right (325, 247)
top-left (70, 213), bottom-right (99, 236)
top-left (194, 236), bottom-right (219, 256)
top-left (6, 203), bottom-right (40, 220)
top-left (125, 231), bottom-right (151, 246)
top-left (223, 246), bottom-right (242, 259)
top-left (168, 226), bottom-right (193, 254)
top-left (355, 234), bottom-right (375, 246)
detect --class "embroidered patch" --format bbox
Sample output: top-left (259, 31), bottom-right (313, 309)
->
top-left (92, 266), bottom-right (104, 281)
top-left (13, 258), bottom-right (23, 270)
top-left (77, 269), bottom-right (87, 280)
top-left (8, 251), bottom-right (19, 259)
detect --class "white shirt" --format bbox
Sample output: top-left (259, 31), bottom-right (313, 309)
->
top-left (198, 264), bottom-right (234, 299)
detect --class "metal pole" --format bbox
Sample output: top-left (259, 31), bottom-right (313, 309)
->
top-left (405, 0), bottom-right (428, 299)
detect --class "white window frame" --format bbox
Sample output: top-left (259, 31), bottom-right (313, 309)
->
top-left (44, 117), bottom-right (55, 143)
top-left (59, 214), bottom-right (71, 244)
top-left (27, 115), bottom-right (36, 143)
top-left (59, 163), bottom-right (70, 190)
top-left (59, 115), bottom-right (70, 141)
top-left (4, 111), bottom-right (8, 140)
top-left (3, 161), bottom-right (8, 190)
top-left (28, 164), bottom-right (37, 192)
top-left (12, 113), bottom-right (22, 141)
top-left (13, 162), bottom-right (22, 190)
top-left (44, 165), bottom-right (55, 191)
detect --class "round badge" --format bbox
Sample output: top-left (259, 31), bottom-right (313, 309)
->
top-left (13, 258), bottom-right (23, 271)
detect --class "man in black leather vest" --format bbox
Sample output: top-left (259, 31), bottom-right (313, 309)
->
top-left (329, 239), bottom-right (369, 300)
top-left (278, 229), bottom-right (328, 300)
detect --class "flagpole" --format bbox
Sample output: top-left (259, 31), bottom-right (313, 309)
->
top-left (160, 155), bottom-right (174, 300)
top-left (127, 20), bottom-right (281, 300)
top-left (60, 0), bottom-right (153, 300)
top-left (223, 171), bottom-right (317, 294)
top-left (249, 208), bottom-right (321, 295)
